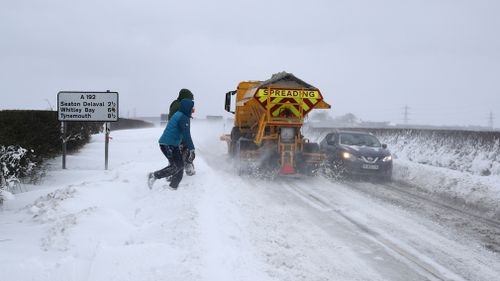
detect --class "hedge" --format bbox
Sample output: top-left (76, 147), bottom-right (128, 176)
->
top-left (0, 110), bottom-right (102, 159)
top-left (0, 110), bottom-right (103, 192)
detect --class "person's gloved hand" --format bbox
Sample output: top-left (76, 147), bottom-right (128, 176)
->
top-left (188, 149), bottom-right (196, 162)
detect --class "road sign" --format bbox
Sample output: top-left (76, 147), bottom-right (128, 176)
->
top-left (57, 91), bottom-right (119, 122)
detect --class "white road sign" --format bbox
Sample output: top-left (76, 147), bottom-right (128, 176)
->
top-left (58, 91), bottom-right (119, 122)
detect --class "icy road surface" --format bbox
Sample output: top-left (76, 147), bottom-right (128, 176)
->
top-left (1, 121), bottom-right (499, 281)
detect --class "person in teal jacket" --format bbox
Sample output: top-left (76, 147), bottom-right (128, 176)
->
top-left (168, 88), bottom-right (196, 176)
top-left (148, 99), bottom-right (195, 190)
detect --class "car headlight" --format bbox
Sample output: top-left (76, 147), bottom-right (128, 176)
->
top-left (342, 152), bottom-right (353, 160)
top-left (382, 155), bottom-right (392, 162)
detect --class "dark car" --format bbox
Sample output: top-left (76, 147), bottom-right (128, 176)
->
top-left (319, 130), bottom-right (393, 180)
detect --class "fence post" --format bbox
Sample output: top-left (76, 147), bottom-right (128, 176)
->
top-left (105, 122), bottom-right (110, 170)
top-left (61, 121), bottom-right (67, 169)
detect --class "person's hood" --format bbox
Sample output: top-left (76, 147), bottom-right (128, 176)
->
top-left (179, 99), bottom-right (194, 118)
top-left (177, 89), bottom-right (193, 101)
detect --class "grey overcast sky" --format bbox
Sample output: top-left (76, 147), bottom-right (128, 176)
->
top-left (1, 0), bottom-right (499, 127)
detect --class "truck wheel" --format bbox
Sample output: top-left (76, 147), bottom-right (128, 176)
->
top-left (229, 127), bottom-right (241, 156)
top-left (235, 140), bottom-right (243, 175)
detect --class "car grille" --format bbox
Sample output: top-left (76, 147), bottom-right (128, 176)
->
top-left (359, 156), bottom-right (379, 163)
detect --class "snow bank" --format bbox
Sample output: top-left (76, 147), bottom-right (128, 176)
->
top-left (393, 160), bottom-right (500, 220)
top-left (0, 189), bottom-right (14, 204)
top-left (377, 130), bottom-right (500, 177)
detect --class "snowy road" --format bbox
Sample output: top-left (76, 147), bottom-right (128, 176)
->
top-left (1, 121), bottom-right (499, 281)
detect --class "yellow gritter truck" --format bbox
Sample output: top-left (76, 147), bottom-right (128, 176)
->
top-left (222, 72), bottom-right (331, 176)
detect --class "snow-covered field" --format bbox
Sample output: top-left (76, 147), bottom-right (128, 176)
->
top-left (1, 121), bottom-right (500, 281)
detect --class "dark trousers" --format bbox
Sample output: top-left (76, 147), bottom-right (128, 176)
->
top-left (153, 145), bottom-right (184, 188)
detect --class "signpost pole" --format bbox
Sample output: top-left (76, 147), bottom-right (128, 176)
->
top-left (61, 121), bottom-right (67, 169)
top-left (104, 122), bottom-right (110, 170)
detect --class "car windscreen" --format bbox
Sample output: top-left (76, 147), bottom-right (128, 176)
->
top-left (339, 133), bottom-right (381, 147)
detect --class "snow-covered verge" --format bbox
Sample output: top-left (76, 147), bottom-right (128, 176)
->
top-left (0, 126), bottom-right (262, 281)
top-left (303, 125), bottom-right (500, 219)
top-left (377, 130), bottom-right (500, 177)
top-left (393, 160), bottom-right (500, 220)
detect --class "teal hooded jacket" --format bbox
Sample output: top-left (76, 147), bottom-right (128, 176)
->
top-left (159, 99), bottom-right (195, 150)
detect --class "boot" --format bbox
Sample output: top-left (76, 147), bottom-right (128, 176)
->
top-left (185, 163), bottom-right (195, 176)
top-left (169, 182), bottom-right (178, 190)
top-left (147, 173), bottom-right (156, 189)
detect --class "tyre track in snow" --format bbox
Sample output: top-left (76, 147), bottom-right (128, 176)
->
top-left (199, 170), bottom-right (498, 276)
top-left (341, 180), bottom-right (500, 252)
top-left (281, 179), bottom-right (461, 281)
top-left (284, 176), bottom-right (500, 281)
top-left (352, 181), bottom-right (500, 229)
top-left (237, 177), bottom-right (391, 281)
top-left (210, 169), bottom-right (492, 280)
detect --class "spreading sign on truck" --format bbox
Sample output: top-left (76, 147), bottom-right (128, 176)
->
top-left (254, 88), bottom-right (324, 117)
